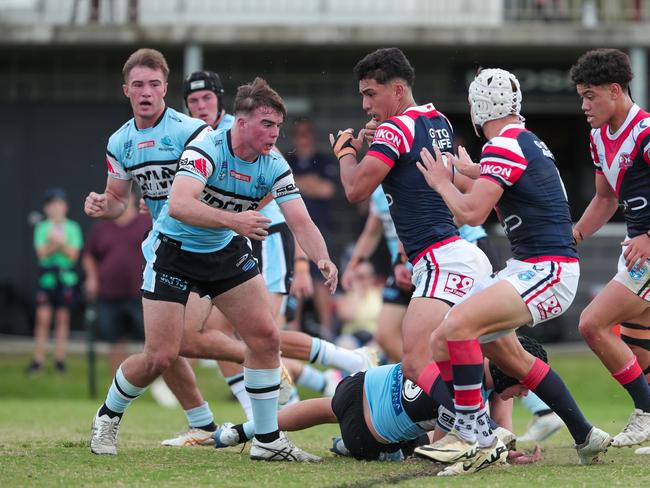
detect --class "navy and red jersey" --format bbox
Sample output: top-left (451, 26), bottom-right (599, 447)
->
top-left (479, 124), bottom-right (577, 261)
top-left (368, 104), bottom-right (458, 261)
top-left (589, 104), bottom-right (650, 238)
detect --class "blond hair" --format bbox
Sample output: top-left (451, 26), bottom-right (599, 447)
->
top-left (122, 48), bottom-right (170, 82)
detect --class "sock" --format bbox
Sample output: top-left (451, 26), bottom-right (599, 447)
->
top-left (226, 372), bottom-right (254, 422)
top-left (448, 339), bottom-right (484, 442)
top-left (237, 421), bottom-right (256, 443)
top-left (613, 357), bottom-right (650, 412)
top-left (185, 402), bottom-right (216, 431)
top-left (522, 358), bottom-right (591, 445)
top-left (244, 367), bottom-right (280, 442)
top-left (104, 367), bottom-right (148, 416)
top-left (309, 338), bottom-right (363, 372)
top-left (521, 391), bottom-right (552, 416)
top-left (475, 407), bottom-right (496, 447)
top-left (296, 364), bottom-right (327, 392)
top-left (437, 359), bottom-right (454, 397)
top-left (416, 362), bottom-right (455, 413)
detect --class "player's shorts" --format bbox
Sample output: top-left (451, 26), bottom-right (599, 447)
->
top-left (250, 222), bottom-right (294, 295)
top-left (613, 246), bottom-right (650, 301)
top-left (96, 298), bottom-right (144, 343)
top-left (141, 233), bottom-right (259, 305)
top-left (411, 236), bottom-right (492, 305)
top-left (475, 256), bottom-right (580, 343)
top-left (382, 273), bottom-right (412, 306)
top-left (620, 322), bottom-right (650, 352)
top-left (331, 371), bottom-right (409, 461)
top-left (35, 285), bottom-right (76, 309)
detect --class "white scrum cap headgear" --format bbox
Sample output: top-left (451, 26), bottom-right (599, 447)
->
top-left (468, 68), bottom-right (523, 130)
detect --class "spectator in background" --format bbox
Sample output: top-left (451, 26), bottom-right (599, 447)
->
top-left (286, 119), bottom-right (338, 337)
top-left (27, 188), bottom-right (83, 375)
top-left (83, 192), bottom-right (151, 375)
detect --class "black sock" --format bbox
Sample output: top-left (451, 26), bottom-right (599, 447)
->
top-left (234, 423), bottom-right (249, 443)
top-left (196, 422), bottom-right (217, 432)
top-left (535, 409), bottom-right (554, 417)
top-left (427, 375), bottom-right (455, 413)
top-left (621, 374), bottom-right (650, 412)
top-left (98, 403), bottom-right (122, 419)
top-left (255, 430), bottom-right (280, 443)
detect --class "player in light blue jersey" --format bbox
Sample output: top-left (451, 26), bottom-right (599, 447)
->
top-left (138, 77), bottom-right (336, 462)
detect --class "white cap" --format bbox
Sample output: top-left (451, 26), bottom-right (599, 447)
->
top-left (468, 68), bottom-right (523, 129)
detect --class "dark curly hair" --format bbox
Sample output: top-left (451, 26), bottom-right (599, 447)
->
top-left (570, 48), bottom-right (633, 89)
top-left (354, 48), bottom-right (415, 87)
top-left (489, 335), bottom-right (548, 394)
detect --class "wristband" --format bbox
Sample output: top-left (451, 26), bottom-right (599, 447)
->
top-left (294, 261), bottom-right (310, 273)
top-left (331, 130), bottom-right (357, 160)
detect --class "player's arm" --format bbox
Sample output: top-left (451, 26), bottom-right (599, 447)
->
top-left (342, 212), bottom-right (383, 290)
top-left (280, 197), bottom-right (337, 293)
top-left (331, 129), bottom-right (390, 203)
top-left (291, 238), bottom-right (314, 299)
top-left (84, 177), bottom-right (132, 220)
top-left (572, 172), bottom-right (618, 244)
top-left (417, 146), bottom-right (502, 226)
top-left (488, 393), bottom-right (513, 431)
top-left (167, 175), bottom-right (270, 241)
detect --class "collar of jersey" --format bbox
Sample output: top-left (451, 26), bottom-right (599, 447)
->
top-left (226, 129), bottom-right (259, 165)
top-left (605, 103), bottom-right (639, 140)
top-left (133, 107), bottom-right (167, 132)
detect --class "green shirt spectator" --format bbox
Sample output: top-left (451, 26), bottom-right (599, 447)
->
top-left (34, 218), bottom-right (83, 288)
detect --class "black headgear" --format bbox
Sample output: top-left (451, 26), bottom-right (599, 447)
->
top-left (183, 70), bottom-right (224, 108)
top-left (489, 335), bottom-right (548, 394)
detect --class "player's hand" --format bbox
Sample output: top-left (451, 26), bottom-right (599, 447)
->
top-left (451, 146), bottom-right (480, 179)
top-left (417, 146), bottom-right (453, 191)
top-left (329, 129), bottom-right (363, 160)
top-left (318, 259), bottom-right (338, 294)
top-left (362, 119), bottom-right (379, 146)
top-left (139, 198), bottom-right (150, 216)
top-left (394, 263), bottom-right (413, 291)
top-left (507, 445), bottom-right (542, 464)
top-left (341, 266), bottom-right (357, 291)
top-left (290, 266), bottom-right (314, 299)
top-left (621, 233), bottom-right (650, 272)
top-left (84, 192), bottom-right (109, 218)
top-left (231, 211), bottom-right (271, 241)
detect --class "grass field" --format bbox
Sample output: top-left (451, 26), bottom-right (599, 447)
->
top-left (1, 349), bottom-right (648, 487)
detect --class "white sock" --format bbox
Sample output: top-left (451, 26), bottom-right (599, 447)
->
top-left (226, 373), bottom-right (254, 422)
top-left (310, 338), bottom-right (363, 372)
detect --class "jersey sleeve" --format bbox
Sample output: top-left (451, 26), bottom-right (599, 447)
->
top-left (634, 119), bottom-right (650, 166)
top-left (479, 136), bottom-right (527, 187)
top-left (367, 119), bottom-right (410, 168)
top-left (176, 146), bottom-right (215, 185)
top-left (271, 159), bottom-right (301, 204)
top-left (182, 122), bottom-right (212, 148)
top-left (106, 136), bottom-right (131, 181)
top-left (589, 131), bottom-right (603, 174)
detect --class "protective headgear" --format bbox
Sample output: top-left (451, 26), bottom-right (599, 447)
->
top-left (489, 335), bottom-right (548, 394)
top-left (468, 68), bottom-right (523, 136)
top-left (183, 70), bottom-right (224, 108)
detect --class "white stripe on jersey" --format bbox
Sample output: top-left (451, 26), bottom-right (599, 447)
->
top-left (481, 156), bottom-right (527, 170)
top-left (106, 152), bottom-right (130, 180)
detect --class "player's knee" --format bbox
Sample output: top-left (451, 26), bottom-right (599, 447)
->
top-left (147, 350), bottom-right (177, 375)
top-left (401, 355), bottom-right (421, 382)
top-left (578, 312), bottom-right (602, 341)
top-left (247, 325), bottom-right (280, 354)
top-left (429, 328), bottom-right (447, 359)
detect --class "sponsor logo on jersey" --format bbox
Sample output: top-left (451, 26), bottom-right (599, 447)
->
top-left (179, 157), bottom-right (208, 177)
top-left (137, 140), bottom-right (155, 149)
top-left (230, 170), bottom-right (251, 182)
top-left (536, 294), bottom-right (562, 320)
top-left (481, 164), bottom-right (512, 179)
top-left (106, 157), bottom-right (118, 175)
top-left (629, 264), bottom-right (647, 281)
top-left (275, 183), bottom-right (298, 197)
top-left (402, 379), bottom-right (423, 402)
top-left (241, 259), bottom-right (256, 272)
top-left (517, 270), bottom-right (536, 281)
top-left (618, 152), bottom-right (632, 170)
top-left (200, 187), bottom-right (260, 212)
top-left (124, 140), bottom-right (133, 160)
top-left (131, 164), bottom-right (177, 198)
top-left (255, 175), bottom-right (269, 192)
top-left (236, 253), bottom-right (250, 267)
top-left (390, 366), bottom-right (405, 415)
top-left (158, 273), bottom-right (188, 291)
top-left (375, 127), bottom-right (402, 148)
top-left (159, 136), bottom-right (175, 151)
top-left (444, 273), bottom-right (474, 297)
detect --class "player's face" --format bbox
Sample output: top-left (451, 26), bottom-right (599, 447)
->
top-left (359, 78), bottom-right (398, 123)
top-left (186, 90), bottom-right (219, 126)
top-left (123, 66), bottom-right (168, 122)
top-left (576, 83), bottom-right (617, 129)
top-left (241, 106), bottom-right (283, 156)
top-left (498, 384), bottom-right (529, 400)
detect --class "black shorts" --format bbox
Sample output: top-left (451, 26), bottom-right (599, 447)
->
top-left (331, 371), bottom-right (403, 461)
top-left (35, 286), bottom-right (76, 309)
top-left (142, 234), bottom-right (259, 304)
top-left (250, 222), bottom-right (295, 294)
top-left (381, 274), bottom-right (412, 306)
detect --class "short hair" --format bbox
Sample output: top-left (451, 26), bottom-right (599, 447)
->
top-left (122, 48), bottom-right (170, 82)
top-left (570, 48), bottom-right (633, 89)
top-left (233, 77), bottom-right (287, 119)
top-left (353, 48), bottom-right (415, 87)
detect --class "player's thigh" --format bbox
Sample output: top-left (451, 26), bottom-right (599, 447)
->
top-left (581, 279), bottom-right (650, 328)
top-left (375, 303), bottom-right (406, 340)
top-left (401, 297), bottom-right (449, 356)
top-left (184, 290), bottom-right (213, 332)
top-left (141, 298), bottom-right (185, 355)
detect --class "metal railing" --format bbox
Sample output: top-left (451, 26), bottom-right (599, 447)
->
top-left (2, 0), bottom-right (649, 27)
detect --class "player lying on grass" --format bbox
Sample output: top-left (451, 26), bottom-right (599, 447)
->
top-left (213, 335), bottom-right (546, 465)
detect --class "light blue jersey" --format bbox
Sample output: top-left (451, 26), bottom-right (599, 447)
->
top-left (370, 187), bottom-right (398, 262)
top-left (152, 129), bottom-right (301, 253)
top-left (458, 224), bottom-right (487, 244)
top-left (106, 107), bottom-right (208, 220)
top-left (216, 113), bottom-right (235, 132)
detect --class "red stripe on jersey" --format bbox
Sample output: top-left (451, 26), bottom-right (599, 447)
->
top-left (523, 256), bottom-right (579, 263)
top-left (367, 149), bottom-right (395, 168)
top-left (389, 117), bottom-right (414, 148)
top-left (614, 166), bottom-right (628, 196)
top-left (483, 144), bottom-right (527, 166)
top-left (600, 110), bottom-right (647, 169)
top-left (412, 236), bottom-right (461, 265)
top-left (403, 104), bottom-right (441, 120)
top-left (525, 263), bottom-right (562, 305)
top-left (500, 127), bottom-right (525, 139)
top-left (480, 160), bottom-right (525, 185)
top-left (589, 134), bottom-right (600, 166)
top-left (629, 125), bottom-right (650, 163)
top-left (373, 124), bottom-right (407, 154)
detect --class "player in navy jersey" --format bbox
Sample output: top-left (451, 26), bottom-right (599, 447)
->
top-left (414, 68), bottom-right (610, 475)
top-left (571, 48), bottom-right (650, 447)
top-left (331, 49), bottom-right (492, 445)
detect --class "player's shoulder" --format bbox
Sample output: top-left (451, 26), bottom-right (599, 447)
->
top-left (265, 149), bottom-right (290, 173)
top-left (632, 109), bottom-right (650, 139)
top-left (484, 127), bottom-right (526, 155)
top-left (107, 119), bottom-right (134, 150)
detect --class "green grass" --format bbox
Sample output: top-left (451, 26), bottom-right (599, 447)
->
top-left (0, 350), bottom-right (648, 487)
